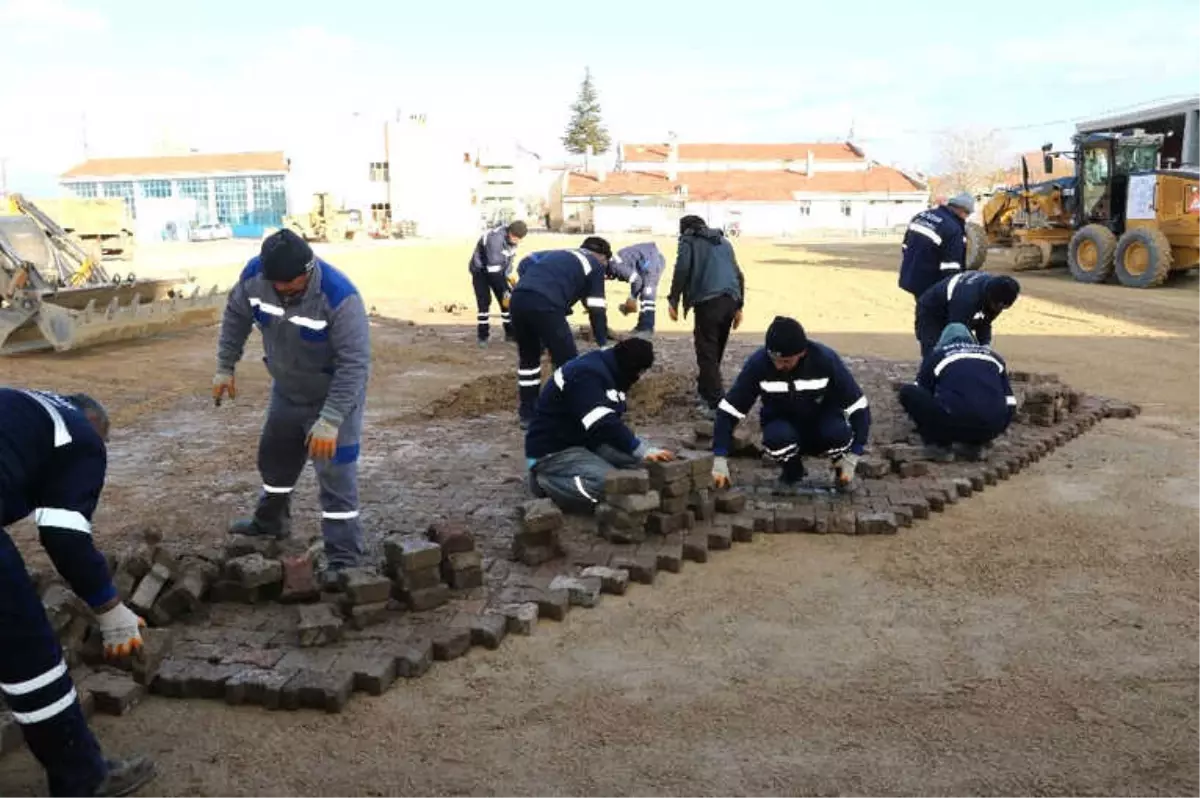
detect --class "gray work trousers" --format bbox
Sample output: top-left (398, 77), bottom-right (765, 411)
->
top-left (253, 388), bottom-right (366, 568)
top-left (530, 444), bottom-right (640, 515)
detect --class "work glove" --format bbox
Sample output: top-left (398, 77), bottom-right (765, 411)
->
top-left (507, 274), bottom-right (518, 288)
top-left (96, 603), bottom-right (145, 659)
top-left (732, 310), bottom-right (744, 330)
top-left (668, 305), bottom-right (679, 322)
top-left (833, 452), bottom-right (860, 491)
top-left (501, 290), bottom-right (512, 311)
top-left (619, 298), bottom-right (638, 316)
top-left (712, 455), bottom-right (731, 490)
top-left (212, 371), bottom-right (236, 406)
top-left (641, 446), bottom-right (675, 463)
top-left (306, 417), bottom-right (339, 460)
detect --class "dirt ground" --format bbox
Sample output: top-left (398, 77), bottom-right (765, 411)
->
top-left (2, 236), bottom-right (1197, 796)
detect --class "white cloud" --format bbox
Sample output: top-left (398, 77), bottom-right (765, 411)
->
top-left (0, 0), bottom-right (107, 32)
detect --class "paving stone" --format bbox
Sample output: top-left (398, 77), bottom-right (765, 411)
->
top-left (384, 534), bottom-right (443, 572)
top-left (891, 504), bottom-right (914, 527)
top-left (82, 670), bottom-right (145, 716)
top-left (689, 489), bottom-right (716, 521)
top-left (223, 535), bottom-right (281, 560)
top-left (730, 516), bottom-right (755, 542)
top-left (488, 602), bottom-right (539, 635)
top-left (338, 568), bottom-right (392, 606)
top-left (951, 478), bottom-right (973, 498)
top-left (516, 498), bottom-right (564, 534)
top-left (682, 531), bottom-right (709, 563)
top-left (224, 667), bottom-right (282, 707)
top-left (646, 459), bottom-right (692, 485)
top-left (277, 552), bottom-right (320, 603)
top-left (392, 565), bottom-right (442, 593)
top-left (856, 511), bottom-right (899, 535)
top-left (609, 551), bottom-right (657, 584)
top-left (751, 510), bottom-right (776, 533)
top-left (595, 503), bottom-right (643, 531)
top-left (220, 646), bottom-right (285, 670)
top-left (775, 507), bottom-right (815, 533)
top-left (209, 580), bottom-right (270, 604)
top-left (154, 567), bottom-right (211, 619)
top-left (296, 603), bottom-right (344, 648)
top-left (659, 494), bottom-right (689, 514)
top-left (147, 658), bottom-right (190, 698)
top-left (649, 536), bottom-right (683, 573)
top-left (430, 627), bottom-right (472, 661)
top-left (659, 477), bottom-right (693, 498)
top-left (969, 474), bottom-right (986, 491)
top-left (512, 539), bottom-right (562, 567)
top-left (858, 457), bottom-right (891, 478)
top-left (468, 613), bottom-right (508, 650)
top-left (393, 639), bottom-right (434, 677)
top-left (337, 653), bottom-right (397, 696)
top-left (128, 563), bottom-right (172, 615)
top-left (426, 521), bottom-right (476, 554)
top-left (685, 452), bottom-right (715, 479)
top-left (692, 421), bottom-right (715, 441)
top-left (599, 522), bottom-right (647, 545)
top-left (180, 661), bottom-right (243, 700)
top-left (445, 566), bottom-right (484, 590)
top-left (284, 668), bottom-right (355, 713)
top-left (549, 575), bottom-right (603, 608)
top-left (346, 601), bottom-right (390, 630)
top-left (224, 554), bottom-right (283, 590)
top-left (404, 584), bottom-right (451, 612)
top-left (714, 491), bottom-right (747, 514)
top-left (645, 511), bottom-right (685, 536)
top-left (129, 628), bottom-right (176, 686)
top-left (604, 469), bottom-right (650, 495)
top-left (608, 491), bottom-right (661, 514)
top-left (580, 566), bottom-right (629, 595)
top-left (994, 463), bottom-right (1010, 480)
top-left (705, 525), bottom-right (733, 550)
top-left (898, 461), bottom-right (929, 478)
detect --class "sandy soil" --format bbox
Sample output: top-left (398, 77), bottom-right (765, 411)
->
top-left (1, 237), bottom-right (1196, 796)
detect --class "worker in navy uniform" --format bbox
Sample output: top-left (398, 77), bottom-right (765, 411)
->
top-left (898, 192), bottom-right (973, 301)
top-left (0, 387), bottom-right (157, 797)
top-left (710, 317), bottom-right (870, 493)
top-left (915, 271), bottom-right (1020, 358)
top-left (900, 323), bottom-right (1017, 462)
top-left (524, 338), bottom-right (675, 513)
top-left (607, 242), bottom-right (667, 337)
top-left (509, 237), bottom-right (612, 427)
top-left (468, 220), bottom-right (528, 346)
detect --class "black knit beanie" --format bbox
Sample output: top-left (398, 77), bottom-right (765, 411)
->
top-left (679, 214), bottom-right (705, 235)
top-left (261, 229), bottom-right (315, 281)
top-left (580, 236), bottom-right (613, 259)
top-left (765, 316), bottom-right (808, 357)
top-left (986, 275), bottom-right (1021, 307)
top-left (612, 337), bottom-right (654, 388)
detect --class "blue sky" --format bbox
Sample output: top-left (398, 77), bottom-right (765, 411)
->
top-left (2, 0), bottom-right (1197, 194)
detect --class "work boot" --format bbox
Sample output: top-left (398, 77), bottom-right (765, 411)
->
top-left (695, 401), bottom-right (716, 421)
top-left (228, 494), bottom-right (292, 539)
top-left (922, 443), bottom-right (955, 463)
top-left (954, 442), bottom-right (987, 462)
top-left (476, 338), bottom-right (488, 349)
top-left (96, 755), bottom-right (157, 797)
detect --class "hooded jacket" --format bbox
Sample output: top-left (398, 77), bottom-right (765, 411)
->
top-left (524, 349), bottom-right (642, 460)
top-left (667, 226), bottom-right (745, 315)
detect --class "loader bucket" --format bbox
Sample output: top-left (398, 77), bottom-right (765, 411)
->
top-left (0, 280), bottom-right (228, 355)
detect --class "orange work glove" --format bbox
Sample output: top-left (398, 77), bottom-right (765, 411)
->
top-left (712, 456), bottom-right (731, 489)
top-left (732, 310), bottom-right (743, 330)
top-left (212, 371), bottom-right (236, 406)
top-left (668, 306), bottom-right (679, 322)
top-left (306, 417), bottom-right (339, 460)
top-left (619, 298), bottom-right (638, 316)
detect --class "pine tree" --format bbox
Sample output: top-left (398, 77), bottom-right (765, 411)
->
top-left (561, 67), bottom-right (611, 156)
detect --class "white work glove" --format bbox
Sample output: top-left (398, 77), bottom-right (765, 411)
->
top-left (96, 603), bottom-right (145, 659)
top-left (212, 370), bottom-right (236, 406)
top-left (712, 455), bottom-right (731, 489)
top-left (833, 452), bottom-right (860, 490)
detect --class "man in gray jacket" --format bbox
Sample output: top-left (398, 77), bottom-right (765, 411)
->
top-left (667, 215), bottom-right (746, 419)
top-left (212, 229), bottom-right (371, 586)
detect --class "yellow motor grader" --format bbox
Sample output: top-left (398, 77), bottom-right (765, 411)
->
top-left (0, 193), bottom-right (227, 355)
top-left (976, 131), bottom-right (1199, 287)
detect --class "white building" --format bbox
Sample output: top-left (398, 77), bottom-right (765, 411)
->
top-left (550, 140), bottom-right (929, 236)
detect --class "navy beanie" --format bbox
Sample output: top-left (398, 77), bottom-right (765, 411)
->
top-left (986, 276), bottom-right (1021, 307)
top-left (580, 236), bottom-right (613, 259)
top-left (765, 316), bottom-right (808, 357)
top-left (261, 229), bottom-right (315, 281)
top-left (613, 337), bottom-right (654, 384)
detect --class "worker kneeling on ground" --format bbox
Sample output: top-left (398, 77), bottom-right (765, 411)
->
top-left (711, 316), bottom-right (870, 493)
top-left (213, 229), bottom-right (371, 589)
top-left (510, 237), bottom-right (612, 427)
top-left (899, 323), bottom-right (1017, 462)
top-left (1, 388), bottom-right (156, 797)
top-left (915, 271), bottom-right (1020, 358)
top-left (607, 241), bottom-right (667, 338)
top-left (524, 338), bottom-right (675, 513)
top-left (898, 192), bottom-right (973, 300)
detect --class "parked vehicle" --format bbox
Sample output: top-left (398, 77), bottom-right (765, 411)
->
top-left (188, 223), bottom-right (233, 242)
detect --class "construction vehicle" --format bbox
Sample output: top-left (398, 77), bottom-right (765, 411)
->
top-left (0, 195), bottom-right (226, 355)
top-left (975, 131), bottom-right (1200, 287)
top-left (282, 193), bottom-right (363, 242)
top-left (11, 195), bottom-right (135, 261)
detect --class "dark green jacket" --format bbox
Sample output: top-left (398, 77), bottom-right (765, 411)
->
top-left (667, 226), bottom-right (745, 316)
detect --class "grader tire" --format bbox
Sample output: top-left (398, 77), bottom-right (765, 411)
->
top-left (964, 222), bottom-right (988, 270)
top-left (1068, 224), bottom-right (1117, 284)
top-left (1114, 227), bottom-right (1173, 288)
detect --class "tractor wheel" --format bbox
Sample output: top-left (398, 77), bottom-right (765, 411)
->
top-left (1114, 227), bottom-right (1173, 288)
top-left (1067, 224), bottom-right (1117, 284)
top-left (1012, 243), bottom-right (1047, 271)
top-left (964, 222), bottom-right (988, 270)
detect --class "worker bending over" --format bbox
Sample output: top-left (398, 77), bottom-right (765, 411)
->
top-left (711, 316), bottom-right (870, 493)
top-left (915, 271), bottom-right (1020, 358)
top-left (898, 193), bottom-right (973, 300)
top-left (900, 323), bottom-right (1016, 462)
top-left (510, 237), bottom-right (612, 427)
top-left (468, 220), bottom-right (527, 346)
top-left (608, 242), bottom-right (667, 337)
top-left (524, 338), bottom-right (674, 513)
top-left (1, 388), bottom-right (156, 797)
top-left (213, 229), bottom-right (372, 589)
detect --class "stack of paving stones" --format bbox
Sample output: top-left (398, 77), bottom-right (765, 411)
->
top-left (512, 499), bottom-right (565, 565)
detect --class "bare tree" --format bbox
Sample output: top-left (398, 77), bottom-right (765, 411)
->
top-left (933, 126), bottom-right (1010, 195)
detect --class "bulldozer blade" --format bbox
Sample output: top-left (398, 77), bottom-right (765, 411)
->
top-left (1, 282), bottom-right (228, 355)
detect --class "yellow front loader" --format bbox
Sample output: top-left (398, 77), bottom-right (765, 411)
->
top-left (0, 194), bottom-right (227, 355)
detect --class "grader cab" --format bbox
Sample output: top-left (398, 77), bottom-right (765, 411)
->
top-left (0, 195), bottom-right (226, 355)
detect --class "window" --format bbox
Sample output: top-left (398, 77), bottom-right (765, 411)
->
top-left (102, 181), bottom-right (136, 218)
top-left (139, 180), bottom-right (171, 199)
top-left (797, 200), bottom-right (811, 216)
top-left (70, 183), bottom-right (97, 198)
top-left (250, 175), bottom-right (287, 226)
top-left (368, 162), bottom-right (389, 182)
top-left (840, 201), bottom-right (853, 217)
top-left (177, 179), bottom-right (210, 223)
top-left (214, 177), bottom-right (248, 225)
